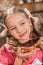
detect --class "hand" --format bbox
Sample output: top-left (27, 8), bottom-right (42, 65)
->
top-left (15, 47), bottom-right (34, 59)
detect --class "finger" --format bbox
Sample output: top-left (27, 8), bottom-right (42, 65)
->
top-left (17, 47), bottom-right (22, 53)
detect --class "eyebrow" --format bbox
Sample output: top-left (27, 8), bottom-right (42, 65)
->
top-left (8, 25), bottom-right (15, 29)
top-left (19, 19), bottom-right (25, 24)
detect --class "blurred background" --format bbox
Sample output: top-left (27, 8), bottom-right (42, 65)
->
top-left (0, 0), bottom-right (43, 23)
top-left (0, 0), bottom-right (43, 22)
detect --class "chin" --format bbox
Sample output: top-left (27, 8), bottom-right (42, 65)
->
top-left (19, 41), bottom-right (26, 44)
top-left (19, 38), bottom-right (29, 44)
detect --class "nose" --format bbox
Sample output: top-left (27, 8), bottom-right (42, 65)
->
top-left (17, 25), bottom-right (23, 33)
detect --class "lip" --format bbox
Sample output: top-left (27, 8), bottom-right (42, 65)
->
top-left (19, 31), bottom-right (27, 37)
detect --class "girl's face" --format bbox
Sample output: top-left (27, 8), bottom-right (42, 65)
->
top-left (5, 13), bottom-right (32, 44)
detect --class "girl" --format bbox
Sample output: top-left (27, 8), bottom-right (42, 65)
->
top-left (0, 7), bottom-right (43, 65)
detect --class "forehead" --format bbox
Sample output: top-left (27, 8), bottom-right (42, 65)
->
top-left (5, 13), bottom-right (27, 27)
top-left (6, 13), bottom-right (26, 21)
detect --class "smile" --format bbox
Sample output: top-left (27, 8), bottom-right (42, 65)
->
top-left (19, 31), bottom-right (27, 37)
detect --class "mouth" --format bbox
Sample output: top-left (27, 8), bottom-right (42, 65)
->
top-left (19, 31), bottom-right (27, 37)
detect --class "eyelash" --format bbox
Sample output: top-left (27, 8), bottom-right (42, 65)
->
top-left (21, 22), bottom-right (25, 25)
top-left (11, 27), bottom-right (16, 30)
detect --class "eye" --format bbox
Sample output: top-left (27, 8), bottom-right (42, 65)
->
top-left (20, 22), bottom-right (25, 25)
top-left (11, 27), bottom-right (16, 30)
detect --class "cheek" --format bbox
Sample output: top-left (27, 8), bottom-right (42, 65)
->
top-left (9, 30), bottom-right (19, 39)
top-left (25, 23), bottom-right (31, 30)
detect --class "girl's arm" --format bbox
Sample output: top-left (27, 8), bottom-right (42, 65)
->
top-left (13, 47), bottom-right (34, 65)
top-left (14, 56), bottom-right (23, 65)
